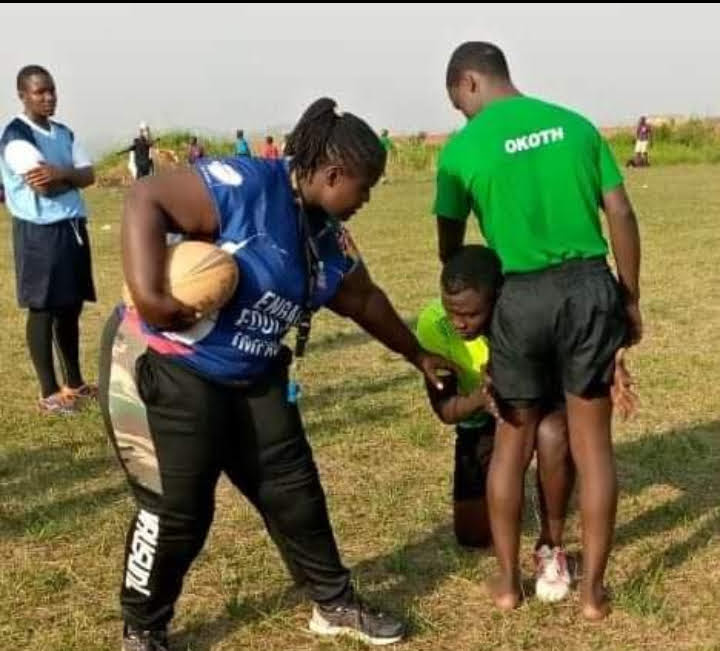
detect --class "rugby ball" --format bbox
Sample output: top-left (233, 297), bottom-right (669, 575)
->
top-left (123, 240), bottom-right (239, 315)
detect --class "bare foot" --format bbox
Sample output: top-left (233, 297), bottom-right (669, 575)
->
top-left (486, 573), bottom-right (522, 610)
top-left (581, 584), bottom-right (611, 621)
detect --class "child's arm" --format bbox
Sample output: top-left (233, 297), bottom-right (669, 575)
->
top-left (424, 374), bottom-right (494, 425)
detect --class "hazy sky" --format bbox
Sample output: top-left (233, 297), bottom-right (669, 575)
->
top-left (1, 3), bottom-right (718, 153)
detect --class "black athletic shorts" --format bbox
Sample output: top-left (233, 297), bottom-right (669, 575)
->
top-left (453, 418), bottom-right (495, 501)
top-left (12, 217), bottom-right (96, 309)
top-left (490, 257), bottom-right (627, 404)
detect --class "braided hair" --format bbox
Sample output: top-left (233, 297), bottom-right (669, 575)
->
top-left (285, 97), bottom-right (386, 186)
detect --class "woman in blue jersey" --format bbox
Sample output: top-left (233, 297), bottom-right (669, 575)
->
top-left (100, 98), bottom-right (451, 650)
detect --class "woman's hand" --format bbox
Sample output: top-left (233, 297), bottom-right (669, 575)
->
top-left (410, 350), bottom-right (458, 391)
top-left (133, 290), bottom-right (199, 331)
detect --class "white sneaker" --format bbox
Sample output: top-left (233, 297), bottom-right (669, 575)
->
top-left (534, 544), bottom-right (572, 603)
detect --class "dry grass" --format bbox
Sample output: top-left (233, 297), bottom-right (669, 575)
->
top-left (1, 166), bottom-right (720, 650)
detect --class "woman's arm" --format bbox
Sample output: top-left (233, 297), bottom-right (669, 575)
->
top-left (122, 168), bottom-right (219, 329)
top-left (328, 263), bottom-right (455, 389)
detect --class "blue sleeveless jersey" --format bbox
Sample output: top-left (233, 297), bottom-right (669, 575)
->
top-left (0, 116), bottom-right (88, 224)
top-left (121, 157), bottom-right (360, 383)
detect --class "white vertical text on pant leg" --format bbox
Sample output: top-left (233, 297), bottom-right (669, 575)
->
top-left (125, 509), bottom-right (160, 597)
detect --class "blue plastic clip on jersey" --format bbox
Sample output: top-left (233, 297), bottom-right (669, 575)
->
top-left (288, 309), bottom-right (312, 404)
top-left (287, 373), bottom-right (302, 404)
top-left (287, 351), bottom-right (305, 404)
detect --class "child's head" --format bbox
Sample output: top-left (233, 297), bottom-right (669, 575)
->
top-left (237, 129), bottom-right (244, 139)
top-left (285, 97), bottom-right (386, 222)
top-left (266, 135), bottom-right (274, 145)
top-left (190, 136), bottom-right (198, 145)
top-left (441, 245), bottom-right (502, 340)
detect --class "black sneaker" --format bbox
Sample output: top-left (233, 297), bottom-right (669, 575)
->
top-left (309, 592), bottom-right (405, 646)
top-left (122, 624), bottom-right (169, 651)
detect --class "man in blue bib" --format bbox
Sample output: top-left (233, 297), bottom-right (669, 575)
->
top-left (0, 65), bottom-right (96, 414)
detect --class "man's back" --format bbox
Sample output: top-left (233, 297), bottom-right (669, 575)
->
top-left (436, 95), bottom-right (622, 273)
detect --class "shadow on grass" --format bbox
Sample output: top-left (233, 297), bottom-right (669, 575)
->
top-left (0, 483), bottom-right (127, 540)
top-left (6, 398), bottom-right (718, 641)
top-left (614, 421), bottom-right (720, 551)
top-left (0, 444), bottom-right (113, 500)
top-left (173, 525), bottom-right (468, 650)
top-left (308, 316), bottom-right (418, 356)
top-left (0, 439), bottom-right (123, 540)
top-left (174, 421), bottom-right (720, 647)
top-left (611, 421), bottom-right (720, 614)
top-left (303, 370), bottom-right (418, 412)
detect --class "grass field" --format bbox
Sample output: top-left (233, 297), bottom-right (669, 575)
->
top-left (2, 165), bottom-right (720, 650)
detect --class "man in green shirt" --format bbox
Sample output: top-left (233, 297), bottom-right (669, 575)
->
top-left (434, 42), bottom-right (642, 620)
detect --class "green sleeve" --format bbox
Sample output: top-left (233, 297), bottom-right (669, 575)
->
top-left (599, 137), bottom-right (623, 192)
top-left (433, 144), bottom-right (472, 221)
top-left (416, 304), bottom-right (447, 358)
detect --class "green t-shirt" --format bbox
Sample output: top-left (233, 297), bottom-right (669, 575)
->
top-left (416, 299), bottom-right (490, 427)
top-left (434, 96), bottom-right (623, 273)
top-left (380, 135), bottom-right (393, 153)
